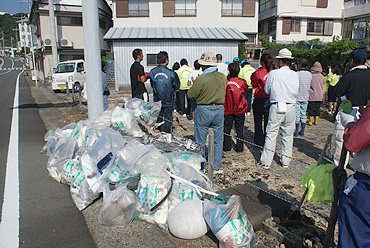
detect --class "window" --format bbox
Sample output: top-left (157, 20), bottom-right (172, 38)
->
top-left (307, 19), bottom-right (324, 35)
top-left (291, 19), bottom-right (301, 33)
top-left (175, 0), bottom-right (196, 16)
top-left (128, 0), bottom-right (149, 16)
top-left (354, 0), bottom-right (369, 6)
top-left (99, 19), bottom-right (106, 29)
top-left (268, 19), bottom-right (276, 34)
top-left (353, 19), bottom-right (368, 39)
top-left (259, 0), bottom-right (276, 12)
top-left (301, 0), bottom-right (317, 6)
top-left (307, 19), bottom-right (333, 35)
top-left (244, 33), bottom-right (256, 44)
top-left (222, 0), bottom-right (243, 16)
top-left (77, 63), bottom-right (84, 72)
top-left (147, 54), bottom-right (157, 66)
top-left (57, 16), bottom-right (83, 26)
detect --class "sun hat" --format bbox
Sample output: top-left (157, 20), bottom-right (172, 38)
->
top-left (311, 61), bottom-right (323, 73)
top-left (233, 57), bottom-right (239, 62)
top-left (276, 48), bottom-right (294, 59)
top-left (198, 52), bottom-right (217, 66)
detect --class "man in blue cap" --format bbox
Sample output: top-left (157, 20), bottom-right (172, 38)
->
top-left (332, 48), bottom-right (370, 166)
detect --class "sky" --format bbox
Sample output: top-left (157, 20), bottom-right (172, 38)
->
top-left (0, 0), bottom-right (31, 15)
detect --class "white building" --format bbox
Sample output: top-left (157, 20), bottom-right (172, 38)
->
top-left (17, 19), bottom-right (32, 48)
top-left (29, 0), bottom-right (112, 78)
top-left (343, 0), bottom-right (370, 40)
top-left (105, 0), bottom-right (258, 89)
top-left (259, 0), bottom-right (343, 43)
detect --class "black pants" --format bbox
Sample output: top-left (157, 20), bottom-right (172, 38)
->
top-left (244, 88), bottom-right (253, 113)
top-left (223, 114), bottom-right (245, 152)
top-left (157, 106), bottom-right (173, 134)
top-left (252, 98), bottom-right (270, 146)
top-left (308, 101), bottom-right (321, 117)
top-left (179, 89), bottom-right (192, 115)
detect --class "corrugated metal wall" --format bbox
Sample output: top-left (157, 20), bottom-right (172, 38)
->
top-left (113, 41), bottom-right (238, 87)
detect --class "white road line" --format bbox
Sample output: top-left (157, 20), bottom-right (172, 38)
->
top-left (0, 57), bottom-right (4, 68)
top-left (0, 69), bottom-right (24, 248)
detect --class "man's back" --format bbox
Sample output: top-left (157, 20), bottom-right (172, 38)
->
top-left (334, 68), bottom-right (370, 106)
top-left (265, 67), bottom-right (299, 103)
top-left (177, 65), bottom-right (193, 90)
top-left (239, 65), bottom-right (256, 87)
top-left (149, 65), bottom-right (180, 105)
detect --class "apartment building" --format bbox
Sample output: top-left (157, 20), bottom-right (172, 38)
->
top-left (343, 0), bottom-right (370, 40)
top-left (17, 18), bottom-right (32, 49)
top-left (29, 0), bottom-right (112, 78)
top-left (259, 0), bottom-right (343, 43)
top-left (104, 0), bottom-right (258, 88)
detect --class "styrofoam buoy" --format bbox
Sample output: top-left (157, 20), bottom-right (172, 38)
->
top-left (167, 199), bottom-right (209, 239)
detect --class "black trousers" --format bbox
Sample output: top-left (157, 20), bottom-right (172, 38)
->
top-left (308, 101), bottom-right (322, 117)
top-left (157, 106), bottom-right (173, 134)
top-left (252, 98), bottom-right (270, 146)
top-left (223, 113), bottom-right (245, 152)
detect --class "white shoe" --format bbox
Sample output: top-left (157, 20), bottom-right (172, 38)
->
top-left (182, 114), bottom-right (186, 117)
top-left (189, 120), bottom-right (194, 124)
top-left (247, 112), bottom-right (251, 116)
top-left (214, 169), bottom-right (224, 174)
top-left (174, 109), bottom-right (177, 113)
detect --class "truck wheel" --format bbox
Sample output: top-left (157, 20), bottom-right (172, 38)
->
top-left (53, 89), bottom-right (61, 93)
top-left (74, 82), bottom-right (81, 92)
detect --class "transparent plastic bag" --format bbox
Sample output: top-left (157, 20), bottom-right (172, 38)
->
top-left (92, 109), bottom-right (113, 129)
top-left (111, 106), bottom-right (144, 137)
top-left (135, 101), bottom-right (161, 126)
top-left (97, 185), bottom-right (138, 227)
top-left (134, 146), bottom-right (169, 174)
top-left (62, 159), bottom-right (80, 186)
top-left (166, 151), bottom-right (206, 171)
top-left (135, 166), bottom-right (171, 228)
top-left (118, 139), bottom-right (153, 169)
top-left (47, 138), bottom-right (77, 183)
top-left (105, 155), bottom-right (135, 184)
top-left (204, 195), bottom-right (259, 248)
top-left (70, 169), bottom-right (100, 211)
top-left (123, 98), bottom-right (143, 110)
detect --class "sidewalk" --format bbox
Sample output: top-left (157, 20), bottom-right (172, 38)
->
top-left (27, 75), bottom-right (291, 247)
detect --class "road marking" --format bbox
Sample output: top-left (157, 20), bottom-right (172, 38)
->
top-left (0, 69), bottom-right (24, 248)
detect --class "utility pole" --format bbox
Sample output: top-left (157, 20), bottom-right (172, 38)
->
top-left (29, 25), bottom-right (38, 87)
top-left (82, 0), bottom-right (104, 117)
top-left (48, 0), bottom-right (58, 70)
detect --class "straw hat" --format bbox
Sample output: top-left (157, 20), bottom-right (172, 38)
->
top-left (276, 48), bottom-right (294, 59)
top-left (311, 61), bottom-right (323, 73)
top-left (198, 52), bottom-right (217, 66)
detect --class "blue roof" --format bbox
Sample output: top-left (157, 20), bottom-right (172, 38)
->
top-left (104, 27), bottom-right (248, 41)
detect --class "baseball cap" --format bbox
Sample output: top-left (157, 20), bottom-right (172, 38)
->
top-left (233, 57), bottom-right (239, 62)
top-left (349, 48), bottom-right (367, 63)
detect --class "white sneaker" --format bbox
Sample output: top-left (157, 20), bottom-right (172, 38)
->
top-left (247, 112), bottom-right (251, 116)
top-left (189, 120), bottom-right (194, 124)
top-left (182, 114), bottom-right (186, 117)
top-left (214, 169), bottom-right (224, 174)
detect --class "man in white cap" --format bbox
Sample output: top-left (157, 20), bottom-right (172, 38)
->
top-left (257, 48), bottom-right (299, 169)
top-left (188, 52), bottom-right (227, 173)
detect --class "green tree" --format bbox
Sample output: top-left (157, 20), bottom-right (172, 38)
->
top-left (238, 42), bottom-right (246, 61)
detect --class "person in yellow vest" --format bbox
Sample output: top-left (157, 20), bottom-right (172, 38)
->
top-left (176, 59), bottom-right (194, 117)
top-left (239, 60), bottom-right (256, 116)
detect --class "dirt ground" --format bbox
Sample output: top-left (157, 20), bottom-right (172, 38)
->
top-left (49, 90), bottom-right (349, 248)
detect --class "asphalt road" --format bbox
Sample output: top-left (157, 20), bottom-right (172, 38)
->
top-left (0, 56), bottom-right (95, 247)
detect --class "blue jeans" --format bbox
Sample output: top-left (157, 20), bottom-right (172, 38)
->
top-left (244, 88), bottom-right (253, 113)
top-left (295, 101), bottom-right (308, 123)
top-left (194, 105), bottom-right (224, 170)
top-left (157, 106), bottom-right (173, 134)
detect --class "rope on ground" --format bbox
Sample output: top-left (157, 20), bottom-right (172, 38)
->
top-left (159, 114), bottom-right (323, 166)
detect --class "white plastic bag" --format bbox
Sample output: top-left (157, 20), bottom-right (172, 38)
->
top-left (97, 185), bottom-right (138, 227)
top-left (204, 195), bottom-right (259, 248)
top-left (70, 169), bottom-right (99, 211)
top-left (111, 106), bottom-right (144, 137)
top-left (105, 155), bottom-right (135, 184)
top-left (135, 101), bottom-right (162, 126)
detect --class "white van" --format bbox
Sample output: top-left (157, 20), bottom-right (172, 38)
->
top-left (52, 60), bottom-right (86, 92)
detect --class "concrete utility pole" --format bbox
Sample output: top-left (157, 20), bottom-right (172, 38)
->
top-left (29, 25), bottom-right (38, 87)
top-left (82, 0), bottom-right (104, 117)
top-left (48, 0), bottom-right (58, 70)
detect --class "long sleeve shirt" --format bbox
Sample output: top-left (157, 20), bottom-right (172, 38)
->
top-left (251, 66), bottom-right (271, 99)
top-left (264, 66), bottom-right (299, 104)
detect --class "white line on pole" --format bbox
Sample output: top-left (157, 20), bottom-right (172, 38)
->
top-left (0, 69), bottom-right (23, 248)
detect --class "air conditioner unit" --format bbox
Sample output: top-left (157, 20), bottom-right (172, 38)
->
top-left (333, 35), bottom-right (342, 42)
top-left (60, 38), bottom-right (73, 47)
top-left (43, 38), bottom-right (52, 47)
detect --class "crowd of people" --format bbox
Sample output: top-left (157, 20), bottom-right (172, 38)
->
top-left (127, 47), bottom-right (370, 247)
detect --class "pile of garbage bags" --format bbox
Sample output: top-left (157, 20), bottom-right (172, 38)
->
top-left (41, 98), bottom-right (258, 247)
